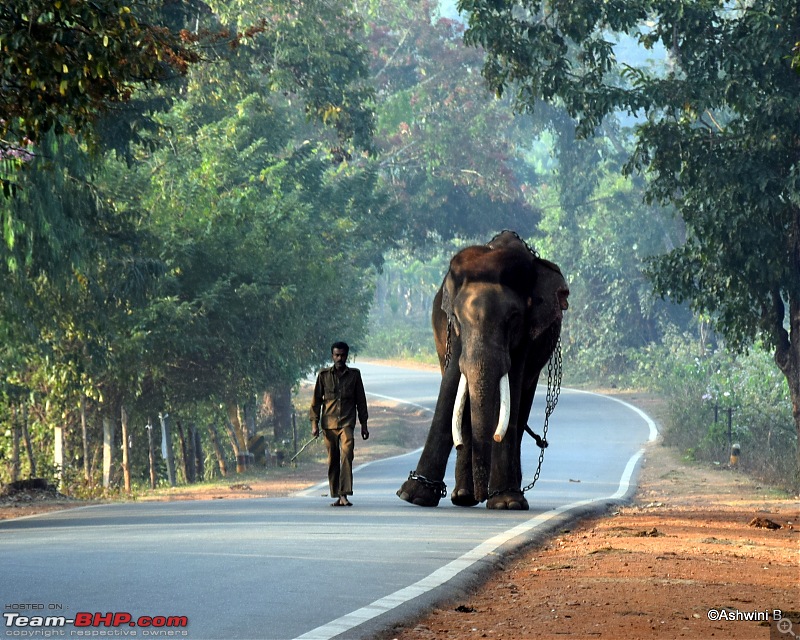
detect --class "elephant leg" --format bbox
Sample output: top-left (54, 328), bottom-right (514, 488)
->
top-left (397, 358), bottom-right (461, 507)
top-left (487, 489), bottom-right (528, 510)
top-left (451, 407), bottom-right (478, 507)
top-left (512, 385), bottom-right (537, 489)
top-left (486, 366), bottom-right (532, 511)
top-left (396, 419), bottom-right (451, 506)
top-left (486, 433), bottom-right (529, 510)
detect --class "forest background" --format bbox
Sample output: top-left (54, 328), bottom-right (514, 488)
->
top-left (1, 0), bottom-right (797, 497)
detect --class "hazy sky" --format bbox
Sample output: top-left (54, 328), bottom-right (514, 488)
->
top-left (439, 0), bottom-right (461, 20)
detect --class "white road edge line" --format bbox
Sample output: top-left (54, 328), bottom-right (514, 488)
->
top-left (293, 388), bottom-right (657, 639)
top-left (568, 388), bottom-right (660, 443)
top-left (367, 391), bottom-right (435, 414)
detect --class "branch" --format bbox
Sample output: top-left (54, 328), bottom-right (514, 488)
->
top-left (704, 109), bottom-right (724, 133)
top-left (378, 140), bottom-right (418, 168)
top-left (374, 28), bottom-right (410, 79)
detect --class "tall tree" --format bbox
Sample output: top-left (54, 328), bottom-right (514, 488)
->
top-left (460, 0), bottom-right (800, 471)
top-left (361, 0), bottom-right (540, 244)
top-left (117, 0), bottom-right (400, 443)
top-left (535, 168), bottom-right (690, 380)
top-left (0, 0), bottom-right (211, 194)
top-left (2, 0), bottom-right (398, 486)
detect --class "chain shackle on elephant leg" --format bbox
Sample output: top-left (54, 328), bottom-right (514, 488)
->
top-left (407, 471), bottom-right (448, 498)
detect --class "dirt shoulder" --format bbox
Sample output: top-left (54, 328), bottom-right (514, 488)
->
top-left (2, 389), bottom-right (798, 640)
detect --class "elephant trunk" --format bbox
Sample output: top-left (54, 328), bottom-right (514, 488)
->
top-left (451, 372), bottom-right (511, 449)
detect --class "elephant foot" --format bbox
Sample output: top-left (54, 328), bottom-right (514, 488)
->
top-left (487, 490), bottom-right (529, 511)
top-left (450, 487), bottom-right (479, 507)
top-left (397, 477), bottom-right (443, 507)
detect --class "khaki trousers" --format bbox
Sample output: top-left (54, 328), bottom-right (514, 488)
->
top-left (323, 426), bottom-right (355, 497)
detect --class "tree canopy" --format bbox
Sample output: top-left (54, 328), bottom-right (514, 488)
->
top-left (4, 0), bottom-right (795, 490)
top-left (0, 1), bottom-right (208, 161)
top-left (459, 0), bottom-right (800, 464)
top-left (0, 0), bottom-right (400, 489)
top-left (364, 0), bottom-right (542, 244)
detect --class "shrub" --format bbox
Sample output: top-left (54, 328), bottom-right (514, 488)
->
top-left (633, 331), bottom-right (796, 492)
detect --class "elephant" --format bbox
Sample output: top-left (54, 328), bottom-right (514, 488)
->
top-left (396, 231), bottom-right (569, 510)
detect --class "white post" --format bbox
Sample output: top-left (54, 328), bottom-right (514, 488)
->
top-left (103, 415), bottom-right (114, 488)
top-left (53, 425), bottom-right (65, 488)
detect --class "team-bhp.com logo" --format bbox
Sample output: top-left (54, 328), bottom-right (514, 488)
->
top-left (4, 611), bottom-right (188, 629)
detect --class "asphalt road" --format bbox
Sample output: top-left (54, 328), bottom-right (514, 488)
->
top-left (0, 362), bottom-right (656, 640)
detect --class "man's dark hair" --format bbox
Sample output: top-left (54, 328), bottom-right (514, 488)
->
top-left (331, 341), bottom-right (349, 355)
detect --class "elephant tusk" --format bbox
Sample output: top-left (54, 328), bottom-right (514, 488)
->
top-left (452, 373), bottom-right (468, 450)
top-left (493, 373), bottom-right (511, 443)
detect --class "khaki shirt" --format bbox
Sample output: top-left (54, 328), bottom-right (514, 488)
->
top-left (310, 366), bottom-right (368, 430)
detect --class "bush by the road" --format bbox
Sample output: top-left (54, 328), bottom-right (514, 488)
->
top-left (634, 331), bottom-right (796, 492)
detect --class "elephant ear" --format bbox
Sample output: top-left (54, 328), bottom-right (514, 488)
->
top-left (441, 271), bottom-right (455, 320)
top-left (441, 261), bottom-right (464, 321)
top-left (527, 258), bottom-right (567, 342)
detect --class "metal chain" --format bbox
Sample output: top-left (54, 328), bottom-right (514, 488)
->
top-left (521, 333), bottom-right (562, 494)
top-left (406, 471), bottom-right (448, 498)
top-left (510, 231), bottom-right (561, 493)
top-left (444, 318), bottom-right (453, 371)
top-left (494, 229), bottom-right (540, 259)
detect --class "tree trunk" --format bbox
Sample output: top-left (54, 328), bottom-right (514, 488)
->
top-left (207, 423), bottom-right (228, 477)
top-left (243, 399), bottom-right (256, 442)
top-left (225, 404), bottom-right (246, 472)
top-left (102, 415), bottom-right (114, 489)
top-left (159, 412), bottom-right (177, 487)
top-left (53, 424), bottom-right (65, 488)
top-left (147, 420), bottom-right (157, 489)
top-left (21, 403), bottom-right (35, 478)
top-left (91, 443), bottom-right (101, 485)
top-left (176, 419), bottom-right (193, 483)
top-left (80, 395), bottom-right (90, 485)
top-left (263, 384), bottom-right (294, 442)
top-left (775, 299), bottom-right (800, 482)
top-left (120, 404), bottom-right (131, 494)
top-left (773, 222), bottom-right (800, 484)
top-left (192, 423), bottom-right (204, 482)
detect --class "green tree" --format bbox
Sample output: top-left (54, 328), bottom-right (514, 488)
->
top-left (0, 132), bottom-right (164, 488)
top-left (131, 0), bottom-right (393, 386)
top-left (0, 0), bottom-right (211, 189)
top-left (110, 0), bottom-right (399, 468)
top-left (460, 0), bottom-right (800, 471)
top-left (535, 168), bottom-right (690, 381)
top-left (0, 6), bottom-right (207, 451)
top-left (1, 0), bottom-right (399, 487)
top-left (362, 0), bottom-right (540, 244)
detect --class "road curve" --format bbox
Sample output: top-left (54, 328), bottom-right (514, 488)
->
top-left (0, 362), bottom-right (656, 640)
